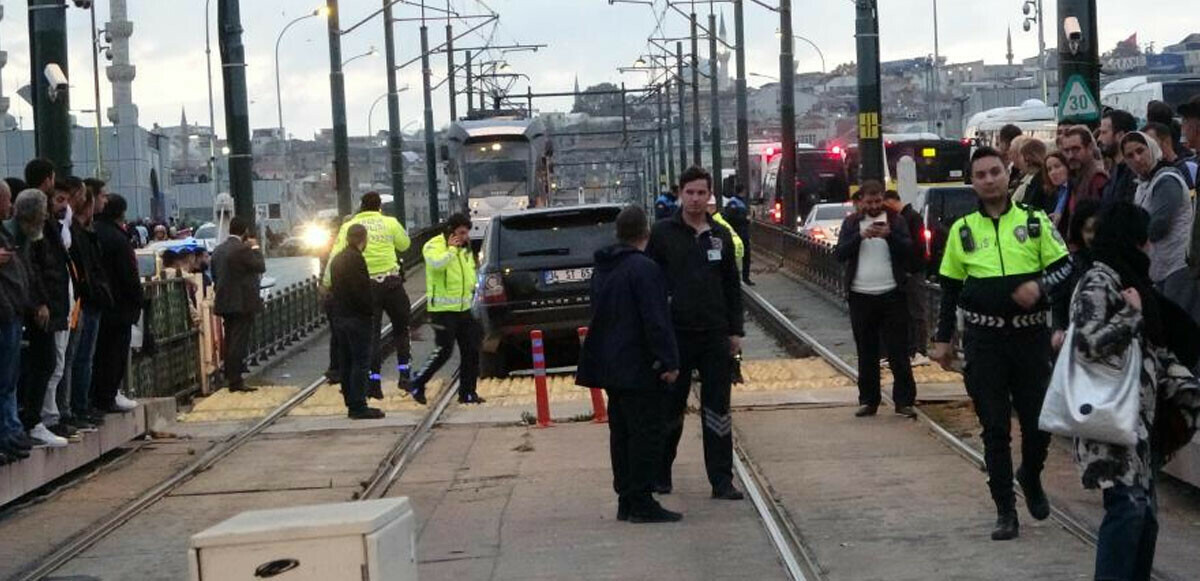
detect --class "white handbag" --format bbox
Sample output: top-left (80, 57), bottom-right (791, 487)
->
top-left (1039, 325), bottom-right (1141, 447)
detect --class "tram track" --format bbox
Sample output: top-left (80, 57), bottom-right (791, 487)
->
top-left (740, 284), bottom-right (1178, 581)
top-left (15, 291), bottom-right (445, 581)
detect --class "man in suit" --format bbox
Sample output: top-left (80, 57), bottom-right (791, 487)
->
top-left (212, 217), bottom-right (265, 393)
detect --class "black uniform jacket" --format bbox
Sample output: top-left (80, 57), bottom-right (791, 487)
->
top-left (646, 211), bottom-right (745, 336)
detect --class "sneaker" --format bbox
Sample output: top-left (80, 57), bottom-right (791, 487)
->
top-left (854, 404), bottom-right (878, 417)
top-left (5, 433), bottom-right (32, 451)
top-left (113, 392), bottom-right (138, 411)
top-left (48, 423), bottom-right (82, 442)
top-left (894, 405), bottom-right (918, 419)
top-left (711, 486), bottom-right (745, 500)
top-left (458, 393), bottom-right (486, 404)
top-left (87, 410), bottom-right (107, 425)
top-left (68, 417), bottom-right (98, 432)
top-left (911, 353), bottom-right (932, 367)
top-left (407, 381), bottom-right (428, 405)
top-left (348, 407), bottom-right (386, 420)
top-left (991, 510), bottom-right (1020, 541)
top-left (0, 439), bottom-right (29, 459)
top-left (29, 423), bottom-right (68, 448)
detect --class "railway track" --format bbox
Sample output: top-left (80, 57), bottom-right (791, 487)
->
top-left (15, 293), bottom-right (457, 581)
top-left (740, 284), bottom-right (1178, 581)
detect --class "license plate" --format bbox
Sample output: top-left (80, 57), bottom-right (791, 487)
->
top-left (543, 267), bottom-right (593, 285)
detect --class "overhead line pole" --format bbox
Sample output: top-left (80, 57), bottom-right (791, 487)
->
top-left (677, 41), bottom-right (687, 172)
top-left (382, 0), bottom-right (405, 222)
top-left (689, 10), bottom-right (701, 167)
top-left (708, 10), bottom-right (721, 201)
top-left (733, 0), bottom-right (749, 196)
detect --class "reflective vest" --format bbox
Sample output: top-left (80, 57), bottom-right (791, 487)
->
top-left (711, 212), bottom-right (744, 265)
top-left (323, 211), bottom-right (410, 286)
top-left (423, 234), bottom-right (476, 313)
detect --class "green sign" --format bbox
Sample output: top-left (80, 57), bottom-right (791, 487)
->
top-left (1059, 74), bottom-right (1100, 122)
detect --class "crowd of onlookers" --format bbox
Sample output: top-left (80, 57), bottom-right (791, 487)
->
top-left (0, 158), bottom-right (145, 465)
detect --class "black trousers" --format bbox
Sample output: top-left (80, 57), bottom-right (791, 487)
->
top-left (323, 296), bottom-right (339, 380)
top-left (370, 276), bottom-right (412, 378)
top-left (661, 331), bottom-right (733, 491)
top-left (18, 326), bottom-right (56, 430)
top-left (962, 325), bottom-right (1053, 510)
top-left (333, 315), bottom-right (372, 412)
top-left (606, 388), bottom-right (666, 509)
top-left (92, 313), bottom-right (132, 410)
top-left (412, 311), bottom-right (480, 396)
top-left (221, 314), bottom-right (254, 388)
top-left (848, 290), bottom-right (917, 407)
top-left (737, 227), bottom-right (752, 281)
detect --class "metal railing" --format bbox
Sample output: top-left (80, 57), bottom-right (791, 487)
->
top-left (750, 220), bottom-right (944, 338)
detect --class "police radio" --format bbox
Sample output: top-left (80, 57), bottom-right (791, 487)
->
top-left (959, 224), bottom-right (976, 253)
top-left (1027, 213), bottom-right (1042, 239)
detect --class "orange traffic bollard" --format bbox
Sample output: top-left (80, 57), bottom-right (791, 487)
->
top-left (577, 327), bottom-right (607, 423)
top-left (531, 330), bottom-right (553, 428)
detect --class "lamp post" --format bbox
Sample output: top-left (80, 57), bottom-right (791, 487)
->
top-left (274, 7), bottom-right (325, 149)
top-left (341, 46), bottom-right (377, 68)
top-left (774, 29), bottom-right (826, 74)
top-left (1023, 0), bottom-right (1048, 104)
top-left (205, 0), bottom-right (218, 199)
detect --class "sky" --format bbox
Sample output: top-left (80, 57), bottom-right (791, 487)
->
top-left (0, 0), bottom-right (1193, 140)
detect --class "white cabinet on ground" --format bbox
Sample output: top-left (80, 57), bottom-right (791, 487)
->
top-left (188, 498), bottom-right (417, 581)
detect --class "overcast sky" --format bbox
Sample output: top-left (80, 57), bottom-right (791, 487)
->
top-left (0, 0), bottom-right (1192, 140)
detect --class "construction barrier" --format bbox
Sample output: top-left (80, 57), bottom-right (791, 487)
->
top-left (576, 327), bottom-right (607, 423)
top-left (530, 330), bottom-right (553, 428)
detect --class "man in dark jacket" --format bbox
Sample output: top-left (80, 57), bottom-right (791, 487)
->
top-left (834, 181), bottom-right (917, 418)
top-left (0, 181), bottom-right (33, 460)
top-left (1099, 109), bottom-right (1138, 206)
top-left (884, 189), bottom-right (930, 364)
top-left (61, 184), bottom-right (111, 430)
top-left (722, 184), bottom-right (753, 285)
top-left (578, 205), bottom-right (681, 524)
top-left (329, 224), bottom-right (384, 420)
top-left (91, 194), bottom-right (143, 413)
top-left (212, 217), bottom-right (266, 393)
top-left (647, 165), bottom-right (745, 501)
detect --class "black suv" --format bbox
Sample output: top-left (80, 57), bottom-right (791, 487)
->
top-left (475, 204), bottom-right (621, 377)
top-left (921, 186), bottom-right (978, 276)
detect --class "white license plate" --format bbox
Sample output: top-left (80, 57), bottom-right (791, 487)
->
top-left (544, 267), bottom-right (593, 285)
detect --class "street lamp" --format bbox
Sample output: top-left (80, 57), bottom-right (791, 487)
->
top-left (774, 28), bottom-right (826, 74)
top-left (367, 86), bottom-right (410, 168)
top-left (274, 7), bottom-right (328, 147)
top-left (342, 46), bottom-right (378, 68)
top-left (748, 72), bottom-right (779, 82)
top-left (1022, 0), bottom-right (1048, 103)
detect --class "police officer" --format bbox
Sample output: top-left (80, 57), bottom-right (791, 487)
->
top-left (930, 147), bottom-right (1073, 541)
top-left (722, 184), bottom-right (753, 285)
top-left (324, 192), bottom-right (412, 398)
top-left (648, 166), bottom-right (745, 501)
top-left (654, 185), bottom-right (679, 221)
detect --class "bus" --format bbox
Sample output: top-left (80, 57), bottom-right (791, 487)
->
top-left (844, 133), bottom-right (971, 191)
top-left (443, 114), bottom-right (552, 241)
top-left (963, 99), bottom-right (1058, 147)
top-left (1101, 75), bottom-right (1200, 123)
top-left (760, 145), bottom-right (850, 226)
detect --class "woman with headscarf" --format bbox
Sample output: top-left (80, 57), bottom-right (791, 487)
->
top-left (1121, 131), bottom-right (1200, 323)
top-left (1070, 201), bottom-right (1200, 580)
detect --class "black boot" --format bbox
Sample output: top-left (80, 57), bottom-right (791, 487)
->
top-left (617, 499), bottom-right (630, 522)
top-left (1016, 466), bottom-right (1051, 521)
top-left (629, 500), bottom-right (683, 523)
top-left (991, 509), bottom-right (1019, 541)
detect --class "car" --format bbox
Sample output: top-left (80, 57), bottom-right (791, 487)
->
top-left (798, 202), bottom-right (855, 246)
top-left (192, 222), bottom-right (219, 252)
top-left (921, 186), bottom-right (978, 275)
top-left (475, 204), bottom-right (621, 377)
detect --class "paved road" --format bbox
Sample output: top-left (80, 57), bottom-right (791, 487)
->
top-left (264, 256), bottom-right (321, 290)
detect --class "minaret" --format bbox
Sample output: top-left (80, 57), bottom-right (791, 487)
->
top-left (106, 0), bottom-right (137, 126)
top-left (180, 107), bottom-right (190, 167)
top-left (718, 11), bottom-right (732, 89)
top-left (0, 1), bottom-right (12, 130)
top-left (1006, 26), bottom-right (1014, 66)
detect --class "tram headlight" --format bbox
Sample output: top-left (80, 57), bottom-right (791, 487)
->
top-left (301, 222), bottom-right (332, 249)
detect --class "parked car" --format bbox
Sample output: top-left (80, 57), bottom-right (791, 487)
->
top-left (475, 204), bottom-right (621, 377)
top-left (798, 202), bottom-right (855, 246)
top-left (921, 186), bottom-right (978, 276)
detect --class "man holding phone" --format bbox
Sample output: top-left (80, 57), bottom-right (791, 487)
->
top-left (407, 213), bottom-right (485, 405)
top-left (212, 217), bottom-right (266, 393)
top-left (834, 180), bottom-right (917, 418)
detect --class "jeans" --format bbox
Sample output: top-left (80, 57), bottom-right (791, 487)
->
top-left (67, 307), bottom-right (101, 417)
top-left (661, 331), bottom-right (734, 491)
top-left (19, 325), bottom-right (56, 430)
top-left (40, 329), bottom-right (69, 426)
top-left (607, 388), bottom-right (667, 510)
top-left (333, 316), bottom-right (372, 412)
top-left (0, 320), bottom-right (22, 437)
top-left (848, 290), bottom-right (917, 407)
top-left (1095, 483), bottom-right (1158, 581)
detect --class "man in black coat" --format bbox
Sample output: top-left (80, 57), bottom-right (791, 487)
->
top-left (834, 181), bottom-right (917, 418)
top-left (91, 194), bottom-right (143, 413)
top-left (884, 189), bottom-right (930, 364)
top-left (721, 183), bottom-right (753, 285)
top-left (329, 224), bottom-right (384, 420)
top-left (647, 165), bottom-right (746, 501)
top-left (211, 217), bottom-right (265, 393)
top-left (577, 205), bottom-right (681, 524)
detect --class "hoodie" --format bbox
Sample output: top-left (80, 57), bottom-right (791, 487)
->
top-left (1129, 131), bottom-right (1193, 283)
top-left (575, 244), bottom-right (679, 391)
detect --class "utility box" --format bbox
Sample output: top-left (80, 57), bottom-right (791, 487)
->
top-left (188, 498), bottom-right (417, 581)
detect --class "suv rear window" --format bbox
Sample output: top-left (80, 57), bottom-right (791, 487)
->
top-left (498, 207), bottom-right (620, 261)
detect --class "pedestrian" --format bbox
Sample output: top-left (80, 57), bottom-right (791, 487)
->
top-left (1052, 198), bottom-right (1102, 349)
top-left (91, 194), bottom-right (141, 414)
top-left (58, 181), bottom-right (111, 433)
top-left (33, 180), bottom-right (80, 443)
top-left (1011, 139), bottom-right (1048, 210)
top-left (998, 124), bottom-right (1023, 191)
top-left (1144, 122), bottom-right (1198, 190)
top-left (1043, 151), bottom-right (1072, 236)
top-left (722, 183), bottom-right (753, 285)
top-left (707, 195), bottom-right (746, 383)
top-left (0, 180), bottom-right (33, 461)
top-left (883, 188), bottom-right (930, 366)
top-left (328, 224), bottom-right (385, 420)
top-left (835, 182), bottom-right (917, 417)
top-left (1067, 201), bottom-right (1200, 581)
top-left (1121, 131), bottom-right (1200, 323)
top-left (654, 184), bottom-right (679, 221)
top-left (24, 158), bottom-right (55, 196)
top-left (1099, 109), bottom-right (1139, 206)
top-left (647, 165), bottom-right (745, 501)
top-left (930, 146), bottom-right (1073, 540)
top-left (1147, 100), bottom-right (1186, 156)
top-left (323, 192), bottom-right (412, 398)
top-left (211, 216), bottom-right (265, 393)
top-left (1060, 125), bottom-right (1109, 231)
top-left (576, 205), bottom-right (682, 524)
top-left (407, 213), bottom-right (485, 405)
top-left (1180, 96), bottom-right (1200, 154)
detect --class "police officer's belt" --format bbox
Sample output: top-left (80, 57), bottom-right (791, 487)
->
top-left (370, 267), bottom-right (402, 283)
top-left (959, 309), bottom-right (1047, 329)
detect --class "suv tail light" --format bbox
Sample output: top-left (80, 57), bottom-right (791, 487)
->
top-left (482, 272), bottom-right (507, 304)
top-left (923, 227), bottom-right (933, 260)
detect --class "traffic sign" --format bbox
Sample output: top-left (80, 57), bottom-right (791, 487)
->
top-left (1059, 74), bottom-right (1100, 122)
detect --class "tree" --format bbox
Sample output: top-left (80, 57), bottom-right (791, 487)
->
top-left (572, 83), bottom-right (626, 117)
